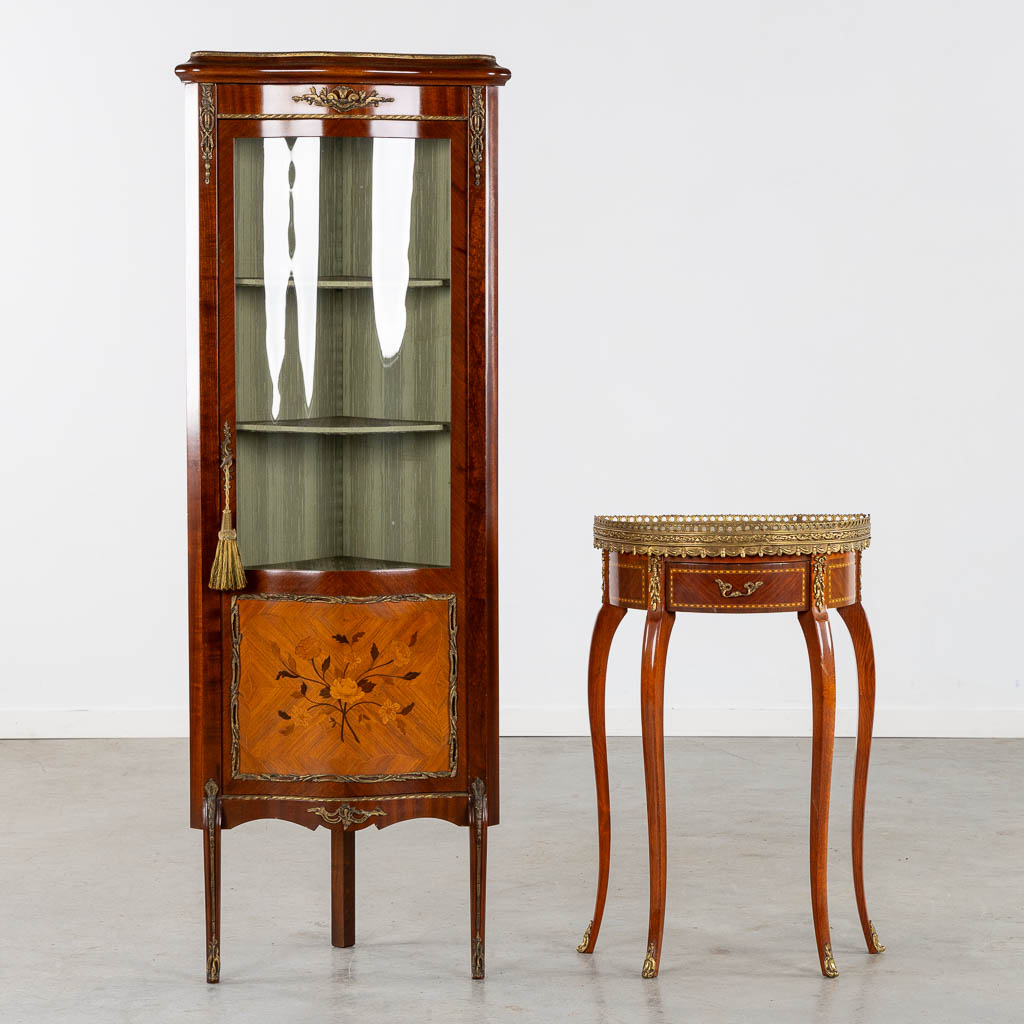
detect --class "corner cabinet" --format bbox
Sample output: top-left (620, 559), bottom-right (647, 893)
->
top-left (174, 51), bottom-right (509, 982)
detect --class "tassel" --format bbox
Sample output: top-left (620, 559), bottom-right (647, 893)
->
top-left (209, 508), bottom-right (247, 590)
top-left (208, 421), bottom-right (247, 591)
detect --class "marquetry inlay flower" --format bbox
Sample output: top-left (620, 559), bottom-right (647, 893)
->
top-left (294, 636), bottom-right (323, 659)
top-left (378, 697), bottom-right (401, 725)
top-left (274, 629), bottom-right (422, 744)
top-left (330, 676), bottom-right (361, 703)
top-left (391, 641), bottom-right (412, 668)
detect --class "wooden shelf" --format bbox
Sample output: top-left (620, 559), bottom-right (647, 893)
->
top-left (237, 415), bottom-right (449, 436)
top-left (235, 276), bottom-right (448, 290)
top-left (250, 553), bottom-right (445, 572)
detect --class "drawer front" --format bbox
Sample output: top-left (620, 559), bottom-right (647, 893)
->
top-left (826, 555), bottom-right (857, 607)
top-left (668, 561), bottom-right (807, 613)
top-left (608, 554), bottom-right (649, 609)
top-left (230, 593), bottom-right (458, 783)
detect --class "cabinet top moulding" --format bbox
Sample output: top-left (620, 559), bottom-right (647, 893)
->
top-left (174, 51), bottom-right (511, 86)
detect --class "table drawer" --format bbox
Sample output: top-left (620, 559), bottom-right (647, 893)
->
top-left (667, 561), bottom-right (807, 613)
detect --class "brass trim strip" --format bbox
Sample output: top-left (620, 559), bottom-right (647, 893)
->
top-left (230, 592), bottom-right (459, 784)
top-left (813, 555), bottom-right (827, 612)
top-left (648, 554), bottom-right (662, 610)
top-left (469, 86), bottom-right (485, 186)
top-left (218, 112), bottom-right (467, 121)
top-left (308, 804), bottom-right (385, 827)
top-left (292, 85), bottom-right (393, 112)
top-left (190, 51), bottom-right (499, 60)
top-left (470, 778), bottom-right (486, 979)
top-left (203, 779), bottom-right (220, 982)
top-left (199, 85), bottom-right (215, 184)
top-left (221, 792), bottom-right (468, 802)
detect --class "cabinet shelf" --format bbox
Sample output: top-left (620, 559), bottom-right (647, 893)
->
top-left (249, 553), bottom-right (444, 572)
top-left (235, 276), bottom-right (449, 290)
top-left (237, 415), bottom-right (449, 436)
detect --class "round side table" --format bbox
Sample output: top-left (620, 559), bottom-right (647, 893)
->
top-left (577, 514), bottom-right (885, 979)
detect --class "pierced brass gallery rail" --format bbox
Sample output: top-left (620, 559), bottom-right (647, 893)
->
top-left (714, 579), bottom-right (764, 599)
top-left (292, 85), bottom-right (394, 113)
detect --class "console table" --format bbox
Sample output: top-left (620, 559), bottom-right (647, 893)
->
top-left (577, 514), bottom-right (885, 978)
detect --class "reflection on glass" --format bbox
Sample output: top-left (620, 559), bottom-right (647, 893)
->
top-left (233, 137), bottom-right (452, 571)
top-left (262, 138), bottom-right (321, 416)
top-left (371, 139), bottom-right (416, 362)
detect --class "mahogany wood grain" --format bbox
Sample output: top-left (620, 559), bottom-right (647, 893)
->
top-left (176, 51), bottom-right (510, 86)
top-left (639, 605), bottom-right (675, 979)
top-left (331, 830), bottom-right (356, 947)
top-left (798, 608), bottom-right (839, 978)
top-left (181, 53), bottom-right (507, 981)
top-left (233, 595), bottom-right (453, 780)
top-left (584, 546), bottom-right (878, 980)
top-left (219, 793), bottom-right (470, 831)
top-left (578, 602), bottom-right (627, 955)
top-left (837, 601), bottom-right (885, 954)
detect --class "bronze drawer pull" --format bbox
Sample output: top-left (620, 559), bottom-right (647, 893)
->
top-left (714, 579), bottom-right (764, 599)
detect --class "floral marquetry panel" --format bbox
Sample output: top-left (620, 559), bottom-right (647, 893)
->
top-left (231, 593), bottom-right (458, 783)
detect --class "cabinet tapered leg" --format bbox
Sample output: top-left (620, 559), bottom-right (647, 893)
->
top-left (640, 607), bottom-right (675, 979)
top-left (798, 609), bottom-right (839, 978)
top-left (202, 779), bottom-right (221, 983)
top-left (578, 602), bottom-right (627, 955)
top-left (837, 601), bottom-right (885, 954)
top-left (469, 778), bottom-right (488, 979)
top-left (331, 829), bottom-right (356, 948)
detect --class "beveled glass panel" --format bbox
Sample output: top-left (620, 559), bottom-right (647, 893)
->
top-left (233, 136), bottom-right (451, 570)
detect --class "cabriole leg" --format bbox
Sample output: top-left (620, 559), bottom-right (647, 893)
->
top-left (469, 778), bottom-right (488, 979)
top-left (578, 602), bottom-right (627, 955)
top-left (837, 602), bottom-right (886, 954)
top-left (798, 609), bottom-right (839, 978)
top-left (331, 829), bottom-right (356, 948)
top-left (639, 606), bottom-right (675, 979)
top-left (203, 778), bottom-right (221, 983)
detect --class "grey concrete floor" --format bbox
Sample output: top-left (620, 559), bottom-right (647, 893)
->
top-left (1, 737), bottom-right (1021, 1023)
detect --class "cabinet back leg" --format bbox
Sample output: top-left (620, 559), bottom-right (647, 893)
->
top-left (203, 779), bottom-right (221, 983)
top-left (469, 778), bottom-right (488, 979)
top-left (331, 829), bottom-right (356, 948)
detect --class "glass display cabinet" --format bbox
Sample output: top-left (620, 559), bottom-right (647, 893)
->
top-left (174, 51), bottom-right (509, 982)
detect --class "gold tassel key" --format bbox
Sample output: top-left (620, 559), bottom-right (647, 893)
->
top-left (209, 421), bottom-right (247, 591)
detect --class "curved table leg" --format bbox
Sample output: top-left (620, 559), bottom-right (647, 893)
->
top-left (578, 603), bottom-right (627, 955)
top-left (837, 602), bottom-right (886, 954)
top-left (640, 607), bottom-right (675, 978)
top-left (798, 608), bottom-right (839, 978)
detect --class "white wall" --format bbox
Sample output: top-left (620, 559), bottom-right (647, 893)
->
top-left (2, 1), bottom-right (1021, 738)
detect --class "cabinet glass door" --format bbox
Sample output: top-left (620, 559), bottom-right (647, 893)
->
top-left (232, 136), bottom-right (451, 571)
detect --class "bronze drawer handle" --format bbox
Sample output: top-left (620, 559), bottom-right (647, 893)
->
top-left (714, 579), bottom-right (764, 599)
